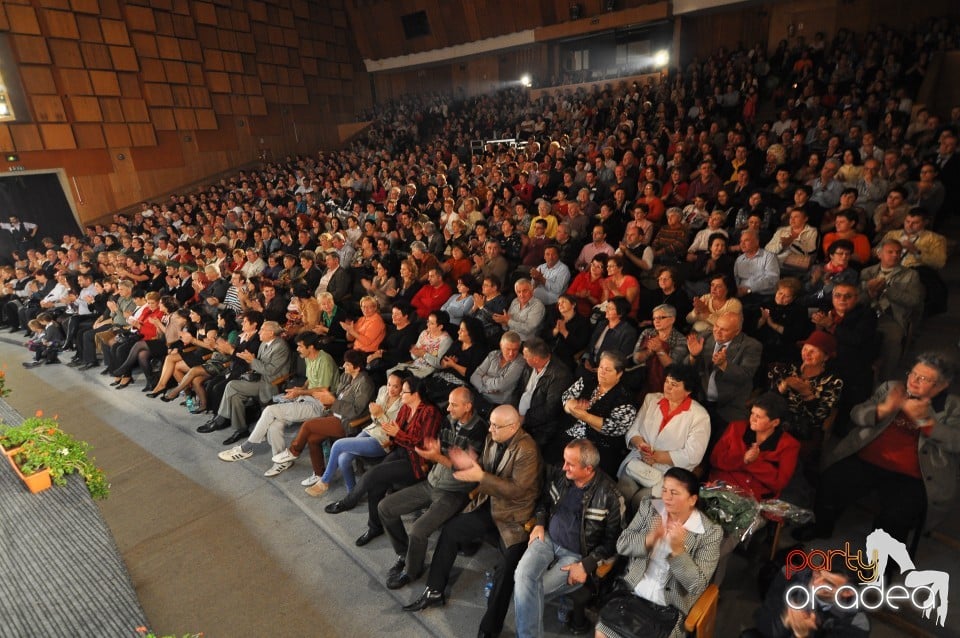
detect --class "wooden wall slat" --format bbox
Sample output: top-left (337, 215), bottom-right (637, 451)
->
top-left (19, 66), bottom-right (59, 95)
top-left (99, 97), bottom-right (124, 122)
top-left (39, 123), bottom-right (77, 149)
top-left (109, 45), bottom-right (140, 71)
top-left (80, 42), bottom-right (113, 69)
top-left (102, 122), bottom-right (132, 147)
top-left (121, 98), bottom-right (150, 122)
top-left (99, 19), bottom-right (130, 45)
top-left (129, 122), bottom-right (157, 146)
top-left (68, 96), bottom-right (103, 121)
top-left (130, 32), bottom-right (158, 57)
top-left (11, 35), bottom-right (52, 64)
top-left (58, 69), bottom-right (93, 95)
top-left (31, 95), bottom-right (68, 122)
top-left (117, 72), bottom-right (141, 97)
top-left (149, 107), bottom-right (176, 130)
top-left (9, 124), bottom-right (45, 152)
top-left (89, 70), bottom-right (121, 95)
top-left (69, 0), bottom-right (102, 15)
top-left (49, 38), bottom-right (83, 67)
top-left (72, 123), bottom-right (106, 148)
top-left (43, 9), bottom-right (81, 39)
top-left (6, 5), bottom-right (42, 35)
top-left (124, 5), bottom-right (156, 32)
top-left (76, 14), bottom-right (104, 41)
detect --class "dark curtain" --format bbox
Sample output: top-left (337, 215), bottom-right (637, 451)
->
top-left (0, 173), bottom-right (82, 264)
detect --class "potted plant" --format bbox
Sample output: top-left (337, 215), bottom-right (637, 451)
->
top-left (0, 414), bottom-right (109, 499)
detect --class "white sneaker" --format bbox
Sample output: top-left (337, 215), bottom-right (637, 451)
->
top-left (218, 446), bottom-right (253, 462)
top-left (301, 473), bottom-right (321, 487)
top-left (272, 449), bottom-right (298, 464)
top-left (264, 461), bottom-right (293, 477)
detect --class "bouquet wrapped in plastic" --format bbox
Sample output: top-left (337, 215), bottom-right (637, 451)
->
top-left (699, 482), bottom-right (764, 542)
top-left (699, 482), bottom-right (814, 543)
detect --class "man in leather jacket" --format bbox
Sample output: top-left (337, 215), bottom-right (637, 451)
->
top-left (513, 439), bottom-right (625, 637)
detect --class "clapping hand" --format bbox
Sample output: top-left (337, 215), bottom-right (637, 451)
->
top-left (686, 333), bottom-right (704, 357)
top-left (450, 446), bottom-right (484, 482)
top-left (415, 437), bottom-right (442, 462)
top-left (743, 443), bottom-right (760, 464)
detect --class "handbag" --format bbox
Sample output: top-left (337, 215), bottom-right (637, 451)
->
top-left (598, 589), bottom-right (678, 638)
top-left (783, 249), bottom-right (812, 270)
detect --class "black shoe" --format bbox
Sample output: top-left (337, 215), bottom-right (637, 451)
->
top-left (78, 362), bottom-right (98, 371)
top-left (222, 429), bottom-right (248, 445)
top-left (324, 500), bottom-right (353, 515)
top-left (67, 360), bottom-right (83, 368)
top-left (100, 368), bottom-right (112, 376)
top-left (355, 528), bottom-right (383, 547)
top-left (567, 617), bottom-right (591, 635)
top-left (160, 393), bottom-right (177, 402)
top-left (388, 556), bottom-right (406, 578)
top-left (402, 587), bottom-right (445, 612)
top-left (115, 378), bottom-right (132, 389)
top-left (197, 417), bottom-right (230, 433)
top-left (145, 390), bottom-right (164, 398)
top-left (22, 361), bottom-right (42, 368)
top-left (387, 571), bottom-right (413, 590)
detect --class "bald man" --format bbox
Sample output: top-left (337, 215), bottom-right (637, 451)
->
top-left (403, 405), bottom-right (542, 638)
top-left (378, 387), bottom-right (488, 590)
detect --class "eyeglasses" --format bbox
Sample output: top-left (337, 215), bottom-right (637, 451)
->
top-left (652, 315), bottom-right (671, 321)
top-left (833, 292), bottom-right (855, 299)
top-left (400, 390), bottom-right (412, 395)
top-left (489, 422), bottom-right (516, 431)
top-left (908, 371), bottom-right (937, 384)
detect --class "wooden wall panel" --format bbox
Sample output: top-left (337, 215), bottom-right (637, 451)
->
top-left (20, 66), bottom-right (59, 95)
top-left (5, 0), bottom-right (369, 223)
top-left (73, 123), bottom-right (107, 148)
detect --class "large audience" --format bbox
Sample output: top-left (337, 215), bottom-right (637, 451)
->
top-left (2, 16), bottom-right (960, 638)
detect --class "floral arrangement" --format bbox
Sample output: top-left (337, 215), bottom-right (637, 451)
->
top-left (0, 368), bottom-right (10, 399)
top-left (0, 412), bottom-right (109, 500)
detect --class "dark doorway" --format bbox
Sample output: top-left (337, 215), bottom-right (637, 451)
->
top-left (0, 172), bottom-right (81, 263)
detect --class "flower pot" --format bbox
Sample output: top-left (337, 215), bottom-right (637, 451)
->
top-left (5, 447), bottom-right (52, 494)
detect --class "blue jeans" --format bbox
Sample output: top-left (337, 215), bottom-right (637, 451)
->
top-left (320, 432), bottom-right (386, 491)
top-left (513, 532), bottom-right (583, 638)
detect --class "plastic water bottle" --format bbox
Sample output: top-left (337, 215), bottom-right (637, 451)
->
top-left (483, 569), bottom-right (495, 598)
top-left (322, 440), bottom-right (332, 465)
top-left (185, 395), bottom-right (195, 411)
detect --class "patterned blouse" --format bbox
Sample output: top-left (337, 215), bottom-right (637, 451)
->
top-left (561, 376), bottom-right (638, 439)
top-left (768, 362), bottom-right (843, 439)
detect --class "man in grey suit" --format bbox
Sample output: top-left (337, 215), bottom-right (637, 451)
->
top-left (686, 311), bottom-right (761, 447)
top-left (198, 320), bottom-right (292, 445)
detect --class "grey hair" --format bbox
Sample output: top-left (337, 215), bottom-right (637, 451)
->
top-left (566, 439), bottom-right (600, 470)
top-left (653, 304), bottom-right (676, 318)
top-left (915, 352), bottom-right (957, 386)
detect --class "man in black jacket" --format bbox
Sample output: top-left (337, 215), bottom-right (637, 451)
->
top-left (513, 439), bottom-right (624, 638)
top-left (515, 337), bottom-right (573, 451)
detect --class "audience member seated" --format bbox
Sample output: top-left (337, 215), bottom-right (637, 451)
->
top-left (530, 244), bottom-right (571, 306)
top-left (641, 266), bottom-right (692, 327)
top-left (470, 330), bottom-right (527, 409)
top-left (377, 386), bottom-right (487, 590)
top-left (755, 277), bottom-right (809, 369)
top-left (440, 273), bottom-right (478, 325)
top-left (882, 207), bottom-right (948, 316)
top-left (594, 467), bottom-right (721, 638)
top-left (323, 376), bottom-right (442, 547)
top-left (402, 405), bottom-right (541, 638)
top-left (513, 439), bottom-right (623, 638)
top-left (411, 266), bottom-right (452, 320)
top-left (709, 392), bottom-right (800, 500)
top-left (684, 233), bottom-right (735, 298)
top-left (618, 364), bottom-right (709, 508)
top-left (686, 274), bottom-right (742, 334)
top-left (553, 351), bottom-right (638, 477)
top-left (580, 297), bottom-right (638, 374)
top-left (629, 304), bottom-right (688, 394)
top-left (388, 310), bottom-right (453, 379)
top-left (541, 293), bottom-right (591, 371)
top-left (220, 346), bottom-right (365, 476)
top-left (196, 320), bottom-right (292, 445)
top-left (860, 239), bottom-right (924, 380)
top-left (764, 208), bottom-right (819, 277)
top-left (339, 295), bottom-right (387, 355)
top-left (795, 353), bottom-right (959, 544)
top-left (300, 371), bottom-right (404, 494)
top-left (514, 337), bottom-right (573, 451)
top-left (601, 255), bottom-right (640, 319)
top-left (566, 255), bottom-right (607, 317)
top-left (492, 278), bottom-right (545, 342)
top-left (801, 239), bottom-right (859, 309)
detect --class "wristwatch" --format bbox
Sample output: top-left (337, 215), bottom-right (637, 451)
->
top-left (916, 416), bottom-right (933, 427)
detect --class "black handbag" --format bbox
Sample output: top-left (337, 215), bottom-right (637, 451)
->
top-left (598, 588), bottom-right (678, 638)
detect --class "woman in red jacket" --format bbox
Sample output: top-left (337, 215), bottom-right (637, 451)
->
top-left (709, 392), bottom-right (800, 500)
